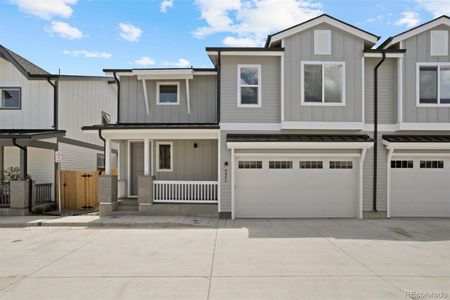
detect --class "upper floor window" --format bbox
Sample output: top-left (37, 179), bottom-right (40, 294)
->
top-left (0, 87), bottom-right (21, 109)
top-left (157, 82), bottom-right (179, 105)
top-left (238, 64), bottom-right (261, 107)
top-left (301, 62), bottom-right (345, 106)
top-left (418, 63), bottom-right (450, 106)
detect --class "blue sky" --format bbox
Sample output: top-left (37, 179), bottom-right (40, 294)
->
top-left (0, 0), bottom-right (449, 75)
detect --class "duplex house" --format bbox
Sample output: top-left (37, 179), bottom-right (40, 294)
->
top-left (0, 45), bottom-right (117, 215)
top-left (85, 14), bottom-right (450, 219)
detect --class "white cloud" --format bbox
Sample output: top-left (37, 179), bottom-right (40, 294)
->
top-left (193, 0), bottom-right (322, 46)
top-left (416, 0), bottom-right (450, 17)
top-left (163, 58), bottom-right (191, 68)
top-left (395, 11), bottom-right (421, 28)
top-left (10, 0), bottom-right (77, 20)
top-left (48, 21), bottom-right (83, 39)
top-left (118, 23), bottom-right (142, 42)
top-left (134, 57), bottom-right (156, 66)
top-left (160, 0), bottom-right (174, 13)
top-left (63, 50), bottom-right (112, 58)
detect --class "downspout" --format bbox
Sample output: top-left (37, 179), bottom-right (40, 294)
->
top-left (12, 138), bottom-right (32, 213)
top-left (98, 129), bottom-right (106, 174)
top-left (113, 72), bottom-right (120, 124)
top-left (373, 52), bottom-right (386, 212)
top-left (47, 77), bottom-right (58, 130)
top-left (216, 51), bottom-right (221, 124)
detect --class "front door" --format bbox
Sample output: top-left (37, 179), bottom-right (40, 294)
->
top-left (130, 142), bottom-right (145, 196)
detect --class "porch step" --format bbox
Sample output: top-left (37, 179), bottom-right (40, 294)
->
top-left (118, 198), bottom-right (138, 206)
top-left (116, 205), bottom-right (139, 212)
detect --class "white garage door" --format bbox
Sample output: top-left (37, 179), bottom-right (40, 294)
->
top-left (235, 157), bottom-right (359, 218)
top-left (391, 158), bottom-right (450, 217)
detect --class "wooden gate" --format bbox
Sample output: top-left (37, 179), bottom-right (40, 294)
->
top-left (60, 169), bottom-right (117, 210)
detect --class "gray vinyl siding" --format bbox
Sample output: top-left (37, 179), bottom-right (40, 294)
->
top-left (0, 57), bottom-right (53, 129)
top-left (365, 58), bottom-right (398, 124)
top-left (284, 23), bottom-right (363, 122)
top-left (402, 24), bottom-right (450, 123)
top-left (120, 75), bottom-right (217, 123)
top-left (220, 56), bottom-right (281, 123)
top-left (58, 79), bottom-right (116, 145)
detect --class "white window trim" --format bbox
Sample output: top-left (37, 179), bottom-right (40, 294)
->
top-left (416, 62), bottom-right (450, 107)
top-left (156, 141), bottom-right (173, 172)
top-left (237, 64), bottom-right (262, 108)
top-left (300, 61), bottom-right (346, 106)
top-left (156, 82), bottom-right (180, 105)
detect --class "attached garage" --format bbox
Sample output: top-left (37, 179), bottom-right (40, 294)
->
top-left (227, 134), bottom-right (374, 219)
top-left (384, 135), bottom-right (450, 218)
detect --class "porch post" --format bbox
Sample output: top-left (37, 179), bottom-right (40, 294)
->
top-left (19, 147), bottom-right (27, 180)
top-left (105, 138), bottom-right (111, 175)
top-left (144, 138), bottom-right (150, 176)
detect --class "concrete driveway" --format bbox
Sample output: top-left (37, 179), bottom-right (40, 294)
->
top-left (1, 218), bottom-right (449, 300)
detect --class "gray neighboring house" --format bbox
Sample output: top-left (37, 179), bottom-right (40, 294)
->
top-left (87, 14), bottom-right (450, 219)
top-left (0, 45), bottom-right (117, 215)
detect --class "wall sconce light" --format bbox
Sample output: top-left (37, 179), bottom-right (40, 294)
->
top-left (193, 143), bottom-right (198, 148)
top-left (224, 162), bottom-right (228, 166)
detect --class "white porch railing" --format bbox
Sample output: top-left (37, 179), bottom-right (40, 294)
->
top-left (153, 181), bottom-right (218, 203)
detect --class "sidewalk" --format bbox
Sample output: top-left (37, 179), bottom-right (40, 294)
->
top-left (0, 215), bottom-right (221, 228)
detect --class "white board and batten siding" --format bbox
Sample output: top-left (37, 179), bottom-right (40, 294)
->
top-left (0, 57), bottom-right (53, 129)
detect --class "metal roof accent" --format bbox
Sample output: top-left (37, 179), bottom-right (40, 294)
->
top-left (383, 135), bottom-right (450, 143)
top-left (0, 129), bottom-right (66, 139)
top-left (227, 134), bottom-right (374, 143)
top-left (82, 123), bottom-right (220, 130)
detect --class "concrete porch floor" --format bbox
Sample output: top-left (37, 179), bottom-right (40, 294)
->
top-left (0, 218), bottom-right (449, 299)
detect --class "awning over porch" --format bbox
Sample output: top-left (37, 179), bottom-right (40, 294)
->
top-left (0, 129), bottom-right (66, 141)
top-left (383, 135), bottom-right (450, 150)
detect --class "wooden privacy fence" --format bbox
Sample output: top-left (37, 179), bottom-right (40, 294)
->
top-left (60, 169), bottom-right (117, 210)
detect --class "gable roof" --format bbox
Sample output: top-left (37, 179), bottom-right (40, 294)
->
top-left (0, 44), bottom-right (50, 79)
top-left (380, 15), bottom-right (450, 49)
top-left (265, 14), bottom-right (380, 47)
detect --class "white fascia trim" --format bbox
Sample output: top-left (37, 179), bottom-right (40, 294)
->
top-left (227, 141), bottom-right (374, 150)
top-left (281, 121), bottom-right (364, 130)
top-left (235, 153), bottom-right (361, 158)
top-left (220, 123), bottom-right (282, 131)
top-left (363, 53), bottom-right (404, 58)
top-left (383, 141), bottom-right (450, 150)
top-left (398, 123), bottom-right (450, 131)
top-left (101, 129), bottom-right (220, 140)
top-left (363, 124), bottom-right (400, 131)
top-left (384, 17), bottom-right (450, 48)
top-left (206, 51), bottom-right (284, 57)
top-left (392, 152), bottom-right (450, 158)
top-left (134, 69), bottom-right (193, 76)
top-left (193, 71), bottom-right (217, 75)
top-left (270, 15), bottom-right (379, 45)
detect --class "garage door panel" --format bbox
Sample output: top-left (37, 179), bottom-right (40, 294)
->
top-left (235, 158), bottom-right (358, 218)
top-left (391, 158), bottom-right (450, 217)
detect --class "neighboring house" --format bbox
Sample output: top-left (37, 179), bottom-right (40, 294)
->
top-left (0, 45), bottom-right (117, 211)
top-left (85, 14), bottom-right (450, 219)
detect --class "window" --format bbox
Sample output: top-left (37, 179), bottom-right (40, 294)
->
top-left (420, 160), bottom-right (444, 169)
top-left (157, 142), bottom-right (173, 171)
top-left (299, 161), bottom-right (323, 169)
top-left (302, 62), bottom-right (344, 105)
top-left (97, 153), bottom-right (105, 170)
top-left (0, 87), bottom-right (21, 109)
top-left (269, 161), bottom-right (293, 169)
top-left (238, 65), bottom-right (261, 107)
top-left (329, 161), bottom-right (353, 169)
top-left (314, 30), bottom-right (331, 55)
top-left (418, 64), bottom-right (450, 105)
top-left (391, 160), bottom-right (413, 169)
top-left (157, 82), bottom-right (179, 105)
top-left (430, 30), bottom-right (448, 56)
top-left (238, 161), bottom-right (262, 169)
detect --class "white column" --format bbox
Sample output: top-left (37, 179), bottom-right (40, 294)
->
top-left (358, 149), bottom-right (367, 219)
top-left (144, 138), bottom-right (150, 176)
top-left (105, 138), bottom-right (111, 176)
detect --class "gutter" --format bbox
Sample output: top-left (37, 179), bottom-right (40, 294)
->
top-left (113, 72), bottom-right (120, 124)
top-left (217, 50), bottom-right (221, 123)
top-left (12, 138), bottom-right (32, 213)
top-left (47, 77), bottom-right (58, 129)
top-left (373, 51), bottom-right (386, 212)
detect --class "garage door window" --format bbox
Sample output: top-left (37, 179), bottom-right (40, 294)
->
top-left (329, 161), bottom-right (353, 169)
top-left (420, 160), bottom-right (444, 169)
top-left (391, 160), bottom-right (413, 168)
top-left (238, 161), bottom-right (262, 169)
top-left (299, 161), bottom-right (323, 169)
top-left (269, 161), bottom-right (293, 169)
